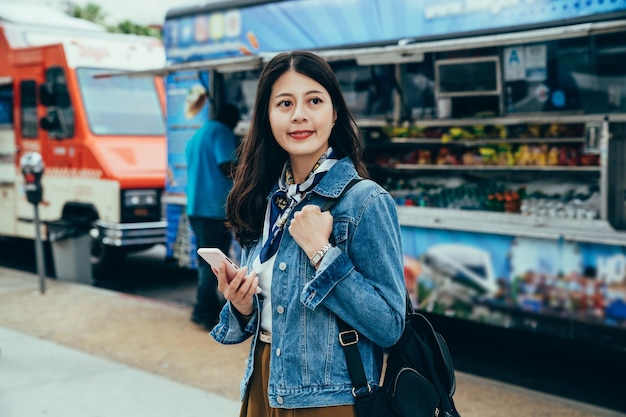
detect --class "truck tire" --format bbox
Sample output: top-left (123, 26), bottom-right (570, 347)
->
top-left (91, 239), bottom-right (126, 280)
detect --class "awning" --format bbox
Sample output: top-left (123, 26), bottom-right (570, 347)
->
top-left (95, 18), bottom-right (626, 78)
top-left (396, 18), bottom-right (626, 53)
top-left (93, 55), bottom-right (263, 79)
top-left (314, 19), bottom-right (626, 65)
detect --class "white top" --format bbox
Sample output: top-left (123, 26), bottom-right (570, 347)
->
top-left (252, 255), bottom-right (274, 333)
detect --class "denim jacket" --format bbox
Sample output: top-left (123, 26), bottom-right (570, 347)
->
top-left (210, 157), bottom-right (406, 409)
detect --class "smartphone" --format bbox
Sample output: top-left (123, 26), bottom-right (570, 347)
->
top-left (197, 248), bottom-right (239, 278)
top-left (197, 248), bottom-right (261, 294)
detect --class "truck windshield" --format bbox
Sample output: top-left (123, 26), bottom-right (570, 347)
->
top-left (76, 68), bottom-right (165, 135)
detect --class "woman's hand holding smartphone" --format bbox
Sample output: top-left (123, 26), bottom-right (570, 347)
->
top-left (197, 248), bottom-right (261, 318)
top-left (197, 248), bottom-right (240, 281)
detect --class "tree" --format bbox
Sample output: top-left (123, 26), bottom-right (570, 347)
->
top-left (68, 2), bottom-right (107, 26)
top-left (110, 20), bottom-right (161, 39)
top-left (66, 2), bottom-right (161, 39)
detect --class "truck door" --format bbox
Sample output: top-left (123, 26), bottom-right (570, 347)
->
top-left (39, 64), bottom-right (77, 169)
top-left (13, 47), bottom-right (77, 239)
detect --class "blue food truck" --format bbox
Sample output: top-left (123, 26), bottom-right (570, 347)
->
top-left (138, 0), bottom-right (626, 348)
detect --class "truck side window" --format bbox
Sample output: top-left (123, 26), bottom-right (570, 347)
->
top-left (20, 80), bottom-right (38, 138)
top-left (0, 82), bottom-right (13, 125)
top-left (39, 67), bottom-right (75, 139)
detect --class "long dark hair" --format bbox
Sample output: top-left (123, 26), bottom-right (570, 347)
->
top-left (227, 50), bottom-right (368, 246)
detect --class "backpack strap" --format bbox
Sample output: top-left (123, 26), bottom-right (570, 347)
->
top-left (337, 292), bottom-right (413, 399)
top-left (320, 177), bottom-right (362, 212)
top-left (337, 317), bottom-right (372, 398)
top-left (319, 177), bottom-right (371, 396)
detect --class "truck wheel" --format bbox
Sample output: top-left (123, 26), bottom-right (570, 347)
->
top-left (91, 239), bottom-right (126, 280)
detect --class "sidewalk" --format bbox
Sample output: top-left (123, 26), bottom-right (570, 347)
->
top-left (0, 327), bottom-right (240, 416)
top-left (1, 266), bottom-right (624, 417)
top-left (0, 267), bottom-right (249, 417)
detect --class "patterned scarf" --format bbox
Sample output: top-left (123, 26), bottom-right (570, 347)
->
top-left (259, 147), bottom-right (338, 263)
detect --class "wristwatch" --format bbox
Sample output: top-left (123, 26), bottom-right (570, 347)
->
top-left (309, 243), bottom-right (332, 267)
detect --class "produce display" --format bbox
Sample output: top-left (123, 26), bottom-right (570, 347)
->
top-left (367, 122), bottom-right (601, 219)
top-left (373, 123), bottom-right (599, 168)
top-left (386, 178), bottom-right (600, 219)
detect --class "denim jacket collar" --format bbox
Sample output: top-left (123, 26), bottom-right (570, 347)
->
top-left (311, 157), bottom-right (360, 198)
top-left (265, 156), bottom-right (359, 201)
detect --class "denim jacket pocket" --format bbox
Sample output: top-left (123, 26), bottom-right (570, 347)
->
top-left (331, 219), bottom-right (349, 249)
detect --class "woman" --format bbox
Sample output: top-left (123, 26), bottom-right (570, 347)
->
top-left (210, 50), bottom-right (406, 416)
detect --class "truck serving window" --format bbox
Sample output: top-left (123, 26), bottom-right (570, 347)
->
top-left (76, 68), bottom-right (165, 136)
top-left (330, 60), bottom-right (395, 120)
top-left (401, 59), bottom-right (436, 120)
top-left (219, 70), bottom-right (260, 122)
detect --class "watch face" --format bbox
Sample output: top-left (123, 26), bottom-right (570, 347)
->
top-left (311, 253), bottom-right (322, 265)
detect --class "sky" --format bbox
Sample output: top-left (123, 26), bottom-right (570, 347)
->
top-left (14, 0), bottom-right (206, 26)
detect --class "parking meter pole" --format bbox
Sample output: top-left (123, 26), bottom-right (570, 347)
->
top-left (33, 203), bottom-right (46, 294)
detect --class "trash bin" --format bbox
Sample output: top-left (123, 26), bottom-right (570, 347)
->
top-left (46, 219), bottom-right (93, 284)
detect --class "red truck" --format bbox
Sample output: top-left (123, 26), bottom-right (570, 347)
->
top-left (0, 3), bottom-right (167, 279)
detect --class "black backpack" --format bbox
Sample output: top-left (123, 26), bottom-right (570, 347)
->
top-left (322, 178), bottom-right (461, 417)
top-left (337, 296), bottom-right (461, 417)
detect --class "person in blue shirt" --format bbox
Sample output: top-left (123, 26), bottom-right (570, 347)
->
top-left (186, 103), bottom-right (240, 330)
top-left (210, 51), bottom-right (406, 416)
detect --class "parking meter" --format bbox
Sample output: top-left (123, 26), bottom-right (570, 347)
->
top-left (19, 151), bottom-right (46, 293)
top-left (20, 152), bottom-right (45, 205)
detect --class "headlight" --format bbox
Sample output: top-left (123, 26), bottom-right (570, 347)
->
top-left (123, 189), bottom-right (159, 207)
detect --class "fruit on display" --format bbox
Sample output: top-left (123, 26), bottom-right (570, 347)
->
top-left (372, 122), bottom-right (597, 168)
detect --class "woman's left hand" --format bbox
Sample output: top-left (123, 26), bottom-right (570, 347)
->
top-left (288, 205), bottom-right (333, 260)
